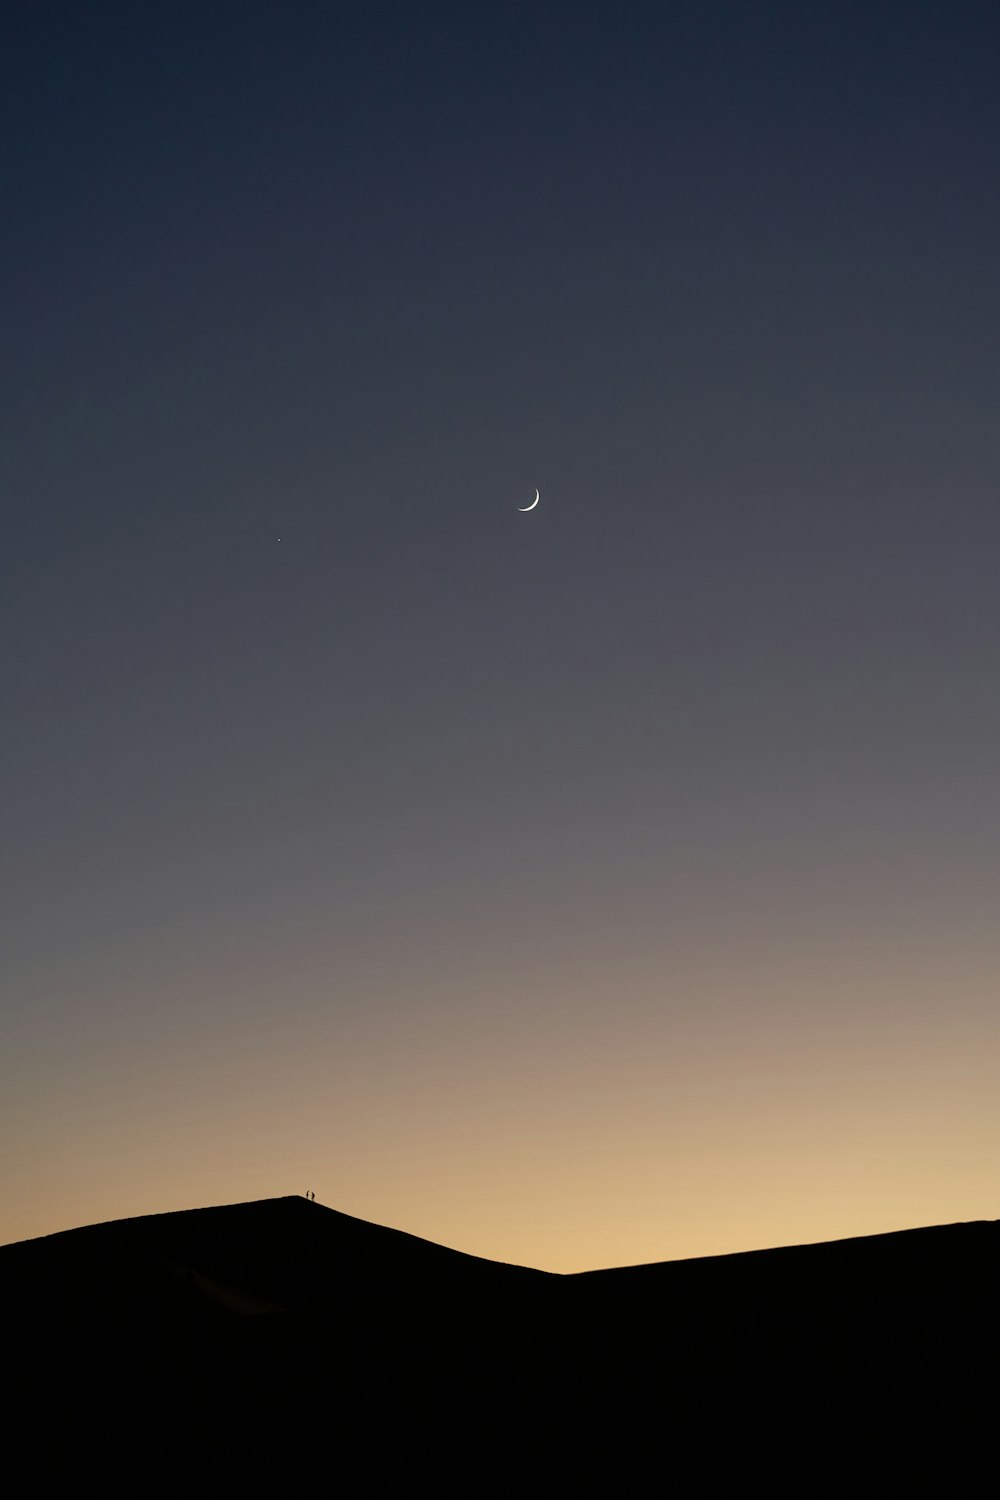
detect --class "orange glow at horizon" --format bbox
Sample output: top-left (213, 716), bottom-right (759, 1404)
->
top-left (5, 918), bottom-right (997, 1272)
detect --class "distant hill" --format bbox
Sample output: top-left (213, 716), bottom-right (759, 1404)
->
top-left (569, 1216), bottom-right (1000, 1297)
top-left (0, 1195), bottom-right (551, 1334)
top-left (4, 1200), bottom-right (998, 1496)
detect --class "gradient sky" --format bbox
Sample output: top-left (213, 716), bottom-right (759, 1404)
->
top-left (3, 0), bottom-right (999, 1271)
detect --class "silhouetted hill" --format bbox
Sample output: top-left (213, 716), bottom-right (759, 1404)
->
top-left (0, 1195), bottom-right (551, 1335)
top-left (569, 1216), bottom-right (1000, 1297)
top-left (4, 1203), bottom-right (998, 1496)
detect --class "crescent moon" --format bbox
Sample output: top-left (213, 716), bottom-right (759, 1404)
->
top-left (518, 489), bottom-right (540, 512)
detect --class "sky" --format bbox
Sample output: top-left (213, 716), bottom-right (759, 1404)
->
top-left (2, 0), bottom-right (999, 1272)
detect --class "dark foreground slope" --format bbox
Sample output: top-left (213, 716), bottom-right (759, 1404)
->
top-left (4, 1202), bottom-right (998, 1497)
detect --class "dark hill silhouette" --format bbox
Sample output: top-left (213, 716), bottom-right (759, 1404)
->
top-left (569, 1216), bottom-right (1000, 1297)
top-left (4, 1200), bottom-right (998, 1496)
top-left (1, 1195), bottom-right (551, 1334)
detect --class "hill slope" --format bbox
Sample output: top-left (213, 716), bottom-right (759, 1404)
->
top-left (569, 1216), bottom-right (1000, 1296)
top-left (4, 1203), bottom-right (998, 1496)
top-left (0, 1195), bottom-right (551, 1333)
